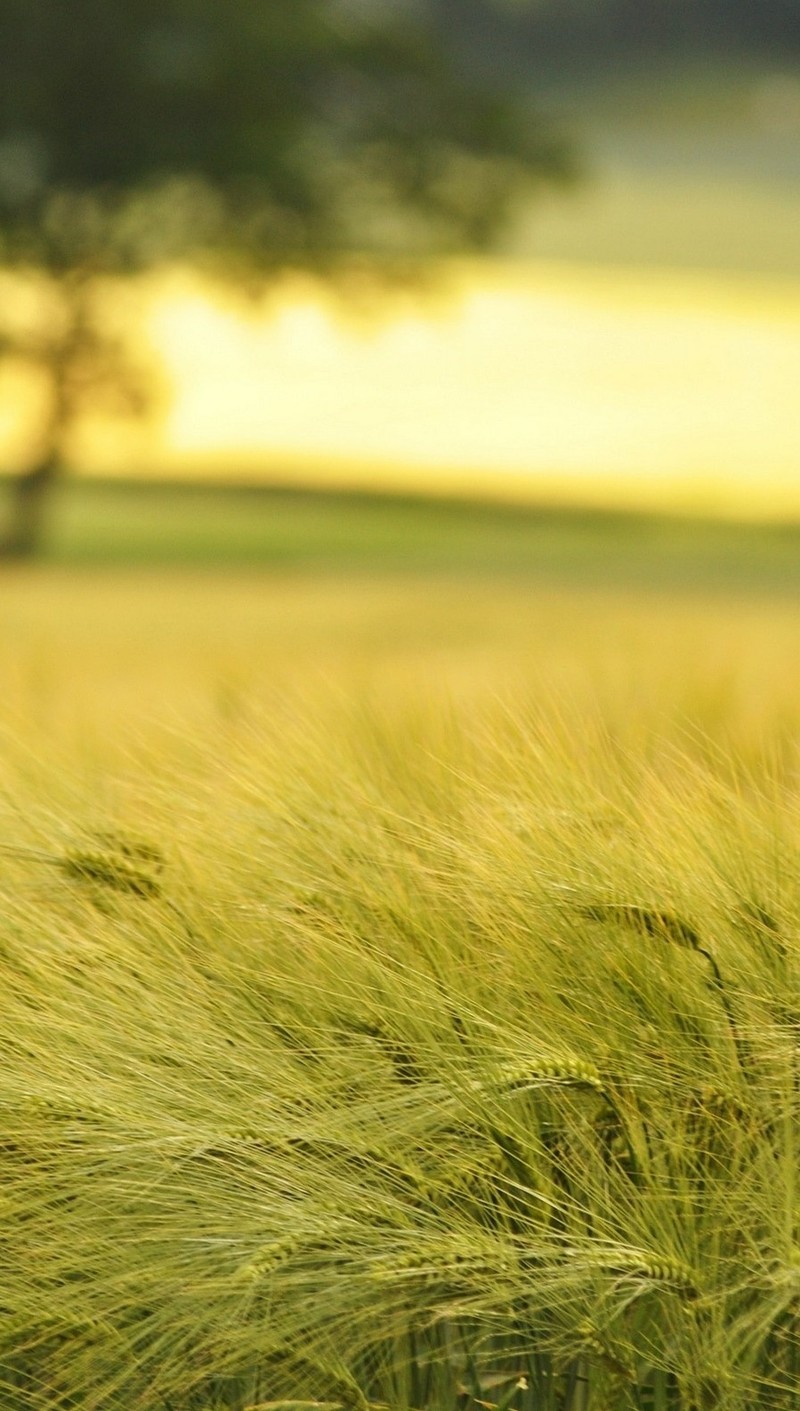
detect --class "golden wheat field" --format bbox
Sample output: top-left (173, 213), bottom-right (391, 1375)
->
top-left (5, 565), bottom-right (800, 733)
top-left (2, 563), bottom-right (800, 1411)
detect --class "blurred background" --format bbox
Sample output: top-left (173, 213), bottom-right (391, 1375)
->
top-left (1, 0), bottom-right (800, 747)
top-left (0, 0), bottom-right (798, 557)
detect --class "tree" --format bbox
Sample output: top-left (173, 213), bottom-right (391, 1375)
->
top-left (0, 0), bottom-right (572, 557)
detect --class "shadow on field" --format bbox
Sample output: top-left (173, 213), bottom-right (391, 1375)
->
top-left (3, 477), bottom-right (800, 595)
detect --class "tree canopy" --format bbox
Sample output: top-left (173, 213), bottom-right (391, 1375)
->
top-left (0, 0), bottom-right (571, 275)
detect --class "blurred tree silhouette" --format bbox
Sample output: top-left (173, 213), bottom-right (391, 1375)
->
top-left (0, 0), bottom-right (572, 557)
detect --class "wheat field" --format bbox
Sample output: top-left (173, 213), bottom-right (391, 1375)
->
top-left (1, 563), bottom-right (799, 1410)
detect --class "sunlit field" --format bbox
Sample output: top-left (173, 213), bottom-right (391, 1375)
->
top-left (2, 541), bottom-right (800, 1408)
top-left (145, 260), bottom-right (800, 519)
top-left (7, 258), bottom-right (797, 517)
top-left (5, 502), bottom-right (800, 737)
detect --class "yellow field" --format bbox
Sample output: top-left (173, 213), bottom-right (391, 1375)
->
top-left (149, 260), bottom-right (800, 518)
top-left (4, 567), bottom-right (800, 756)
top-left (3, 564), bottom-right (800, 1409)
top-left (4, 257), bottom-right (799, 519)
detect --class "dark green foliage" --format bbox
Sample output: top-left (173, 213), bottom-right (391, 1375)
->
top-left (0, 0), bottom-right (570, 272)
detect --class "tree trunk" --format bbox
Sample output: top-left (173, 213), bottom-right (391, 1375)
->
top-left (0, 453), bottom-right (61, 560)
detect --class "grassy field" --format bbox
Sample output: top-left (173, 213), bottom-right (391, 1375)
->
top-left (4, 478), bottom-right (800, 586)
top-left (2, 508), bottom-right (800, 1409)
